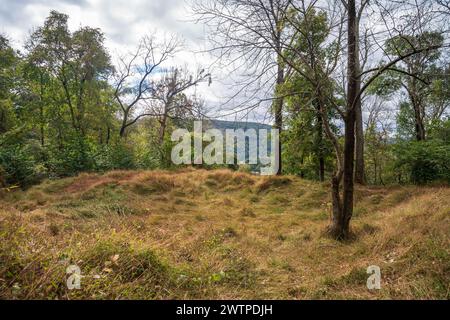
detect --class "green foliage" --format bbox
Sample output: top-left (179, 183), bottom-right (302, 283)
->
top-left (364, 123), bottom-right (393, 185)
top-left (93, 142), bottom-right (136, 171)
top-left (429, 118), bottom-right (450, 143)
top-left (279, 9), bottom-right (338, 179)
top-left (0, 35), bottom-right (18, 134)
top-left (394, 140), bottom-right (450, 184)
top-left (373, 31), bottom-right (449, 141)
top-left (0, 133), bottom-right (46, 187)
top-left (396, 102), bottom-right (417, 141)
top-left (45, 136), bottom-right (94, 176)
top-left (1, 10), bottom-right (448, 189)
top-left (0, 99), bottom-right (17, 133)
top-left (366, 70), bottom-right (401, 97)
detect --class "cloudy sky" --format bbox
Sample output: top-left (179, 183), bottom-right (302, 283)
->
top-left (0, 0), bottom-right (203, 54)
top-left (0, 0), bottom-right (272, 123)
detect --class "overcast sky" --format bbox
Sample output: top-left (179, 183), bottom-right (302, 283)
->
top-left (0, 0), bottom-right (272, 123)
top-left (0, 0), bottom-right (203, 51)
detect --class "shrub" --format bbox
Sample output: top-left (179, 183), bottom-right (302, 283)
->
top-left (0, 139), bottom-right (46, 187)
top-left (394, 140), bottom-right (450, 184)
top-left (46, 136), bottom-right (95, 177)
top-left (93, 142), bottom-right (136, 171)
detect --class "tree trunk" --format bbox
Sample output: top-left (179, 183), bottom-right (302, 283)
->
top-left (119, 110), bottom-right (128, 138)
top-left (354, 18), bottom-right (365, 185)
top-left (409, 79), bottom-right (426, 141)
top-left (415, 119), bottom-right (426, 141)
top-left (158, 114), bottom-right (168, 165)
top-left (412, 99), bottom-right (426, 141)
top-left (158, 115), bottom-right (168, 145)
top-left (106, 126), bottom-right (111, 145)
top-left (119, 125), bottom-right (126, 137)
top-left (330, 173), bottom-right (343, 235)
top-left (329, 0), bottom-right (358, 240)
top-left (319, 156), bottom-right (325, 182)
top-left (354, 99), bottom-right (365, 184)
top-left (414, 106), bottom-right (426, 141)
top-left (274, 61), bottom-right (284, 175)
top-left (40, 106), bottom-right (45, 147)
top-left (300, 156), bottom-right (305, 178)
top-left (316, 105), bottom-right (325, 182)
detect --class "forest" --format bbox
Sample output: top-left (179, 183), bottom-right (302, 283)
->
top-left (0, 0), bottom-right (449, 300)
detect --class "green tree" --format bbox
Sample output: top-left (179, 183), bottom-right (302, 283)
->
top-left (374, 32), bottom-right (447, 141)
top-left (280, 9), bottom-right (338, 181)
top-left (23, 11), bottom-right (117, 174)
top-left (0, 34), bottom-right (18, 134)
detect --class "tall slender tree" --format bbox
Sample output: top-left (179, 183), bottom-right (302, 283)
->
top-left (193, 0), bottom-right (292, 174)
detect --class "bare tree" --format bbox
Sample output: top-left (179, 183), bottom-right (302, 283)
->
top-left (195, 0), bottom-right (447, 239)
top-left (112, 34), bottom-right (180, 137)
top-left (364, 97), bottom-right (393, 185)
top-left (147, 67), bottom-right (211, 144)
top-left (436, 0), bottom-right (450, 13)
top-left (276, 0), bottom-right (447, 238)
top-left (192, 0), bottom-right (292, 174)
top-left (354, 0), bottom-right (370, 184)
top-left (327, 0), bottom-right (447, 239)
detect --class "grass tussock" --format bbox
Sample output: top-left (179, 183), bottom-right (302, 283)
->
top-left (0, 169), bottom-right (448, 299)
top-left (255, 176), bottom-right (292, 193)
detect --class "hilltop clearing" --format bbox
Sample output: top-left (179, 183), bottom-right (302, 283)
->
top-left (0, 169), bottom-right (448, 299)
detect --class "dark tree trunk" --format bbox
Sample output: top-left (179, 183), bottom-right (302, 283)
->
top-left (119, 126), bottom-right (126, 137)
top-left (329, 0), bottom-right (358, 240)
top-left (338, 112), bottom-right (356, 239)
top-left (40, 108), bottom-right (45, 147)
top-left (106, 126), bottom-right (111, 145)
top-left (342, 0), bottom-right (358, 238)
top-left (330, 172), bottom-right (343, 235)
top-left (158, 113), bottom-right (168, 165)
top-left (354, 20), bottom-right (365, 185)
top-left (319, 157), bottom-right (325, 182)
top-left (412, 100), bottom-right (426, 141)
top-left (274, 62), bottom-right (284, 175)
top-left (119, 110), bottom-right (128, 138)
top-left (316, 106), bottom-right (325, 182)
top-left (415, 121), bottom-right (426, 141)
top-left (158, 115), bottom-right (168, 145)
top-left (410, 80), bottom-right (426, 141)
top-left (354, 98), bottom-right (365, 184)
top-left (300, 156), bottom-right (305, 178)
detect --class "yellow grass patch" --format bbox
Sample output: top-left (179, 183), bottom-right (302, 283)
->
top-left (0, 169), bottom-right (448, 299)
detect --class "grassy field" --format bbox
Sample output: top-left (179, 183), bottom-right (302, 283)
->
top-left (0, 168), bottom-right (448, 299)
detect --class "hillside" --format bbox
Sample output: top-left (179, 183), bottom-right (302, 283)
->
top-left (0, 169), bottom-right (448, 299)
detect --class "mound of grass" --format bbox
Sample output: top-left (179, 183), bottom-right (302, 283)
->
top-left (255, 176), bottom-right (292, 193)
top-left (0, 169), bottom-right (448, 300)
top-left (129, 175), bottom-right (175, 195)
top-left (206, 170), bottom-right (255, 187)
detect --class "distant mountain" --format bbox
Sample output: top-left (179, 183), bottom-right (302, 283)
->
top-left (203, 119), bottom-right (273, 132)
top-left (173, 118), bottom-right (275, 171)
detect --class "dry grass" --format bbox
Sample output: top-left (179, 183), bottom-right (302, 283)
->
top-left (0, 168), bottom-right (448, 299)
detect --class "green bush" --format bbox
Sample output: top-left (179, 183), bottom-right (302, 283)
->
top-left (93, 142), bottom-right (136, 171)
top-left (46, 136), bottom-right (95, 177)
top-left (394, 140), bottom-right (450, 184)
top-left (0, 140), bottom-right (47, 187)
